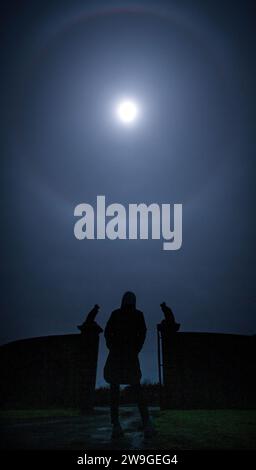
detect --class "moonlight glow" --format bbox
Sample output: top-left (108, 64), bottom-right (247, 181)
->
top-left (117, 100), bottom-right (138, 124)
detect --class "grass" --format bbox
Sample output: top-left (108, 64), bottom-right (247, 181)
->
top-left (154, 409), bottom-right (256, 450)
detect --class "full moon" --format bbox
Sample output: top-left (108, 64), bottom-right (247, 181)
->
top-left (117, 100), bottom-right (138, 124)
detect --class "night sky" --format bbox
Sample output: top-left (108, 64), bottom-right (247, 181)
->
top-left (1, 0), bottom-right (255, 384)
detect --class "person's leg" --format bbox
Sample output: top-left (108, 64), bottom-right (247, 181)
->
top-left (132, 383), bottom-right (150, 425)
top-left (110, 383), bottom-right (124, 438)
top-left (110, 383), bottom-right (120, 424)
top-left (132, 383), bottom-right (157, 438)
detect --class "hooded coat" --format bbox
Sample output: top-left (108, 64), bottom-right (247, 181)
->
top-left (103, 292), bottom-right (147, 384)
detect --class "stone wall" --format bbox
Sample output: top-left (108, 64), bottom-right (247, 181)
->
top-left (159, 332), bottom-right (255, 409)
top-left (0, 333), bottom-right (100, 410)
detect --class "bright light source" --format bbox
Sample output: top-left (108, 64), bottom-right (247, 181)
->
top-left (117, 100), bottom-right (138, 124)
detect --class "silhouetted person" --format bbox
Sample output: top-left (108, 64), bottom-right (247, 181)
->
top-left (104, 291), bottom-right (156, 439)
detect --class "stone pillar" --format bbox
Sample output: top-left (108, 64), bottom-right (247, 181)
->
top-left (77, 305), bottom-right (103, 413)
top-left (157, 303), bottom-right (180, 409)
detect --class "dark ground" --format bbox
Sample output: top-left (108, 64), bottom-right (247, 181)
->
top-left (1, 407), bottom-right (256, 450)
top-left (0, 406), bottom-right (158, 450)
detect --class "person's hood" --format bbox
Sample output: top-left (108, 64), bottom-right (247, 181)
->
top-left (121, 291), bottom-right (136, 309)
